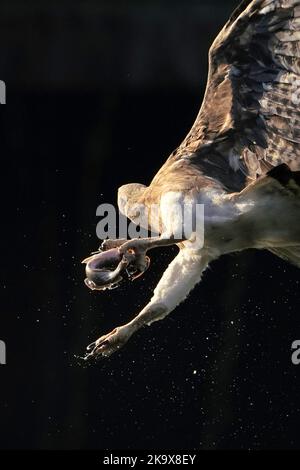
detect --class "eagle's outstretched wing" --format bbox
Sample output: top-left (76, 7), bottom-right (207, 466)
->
top-left (84, 0), bottom-right (300, 361)
top-left (172, 0), bottom-right (300, 192)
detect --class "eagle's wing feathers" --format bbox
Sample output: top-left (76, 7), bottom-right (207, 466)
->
top-left (174, 0), bottom-right (300, 190)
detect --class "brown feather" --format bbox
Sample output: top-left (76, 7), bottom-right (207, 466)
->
top-left (166, 0), bottom-right (300, 191)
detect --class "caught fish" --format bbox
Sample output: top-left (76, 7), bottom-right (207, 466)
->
top-left (82, 246), bottom-right (150, 291)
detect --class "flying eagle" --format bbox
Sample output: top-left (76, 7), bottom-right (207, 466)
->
top-left (83, 0), bottom-right (300, 360)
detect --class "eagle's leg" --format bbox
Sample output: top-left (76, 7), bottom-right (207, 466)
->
top-left (102, 236), bottom-right (183, 254)
top-left (119, 236), bottom-right (183, 258)
top-left (101, 236), bottom-right (184, 278)
top-left (100, 238), bottom-right (128, 251)
top-left (120, 236), bottom-right (188, 277)
top-left (85, 248), bottom-right (214, 360)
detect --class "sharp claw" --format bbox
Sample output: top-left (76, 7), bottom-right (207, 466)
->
top-left (130, 271), bottom-right (145, 281)
top-left (84, 342), bottom-right (110, 361)
top-left (126, 268), bottom-right (137, 280)
top-left (81, 256), bottom-right (95, 264)
top-left (90, 248), bottom-right (103, 255)
top-left (84, 326), bottom-right (127, 361)
top-left (86, 341), bottom-right (96, 351)
top-left (126, 255), bottom-right (151, 281)
top-left (83, 351), bottom-right (96, 362)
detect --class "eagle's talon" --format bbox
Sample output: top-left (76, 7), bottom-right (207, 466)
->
top-left (125, 251), bottom-right (150, 281)
top-left (118, 240), bottom-right (147, 256)
top-left (86, 341), bottom-right (96, 351)
top-left (85, 326), bottom-right (131, 360)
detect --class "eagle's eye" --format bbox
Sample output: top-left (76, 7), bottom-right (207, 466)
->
top-left (131, 209), bottom-right (140, 219)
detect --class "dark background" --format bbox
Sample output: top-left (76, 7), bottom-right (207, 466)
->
top-left (0, 0), bottom-right (299, 450)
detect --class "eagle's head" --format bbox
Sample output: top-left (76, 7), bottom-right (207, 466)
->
top-left (118, 183), bottom-right (147, 222)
